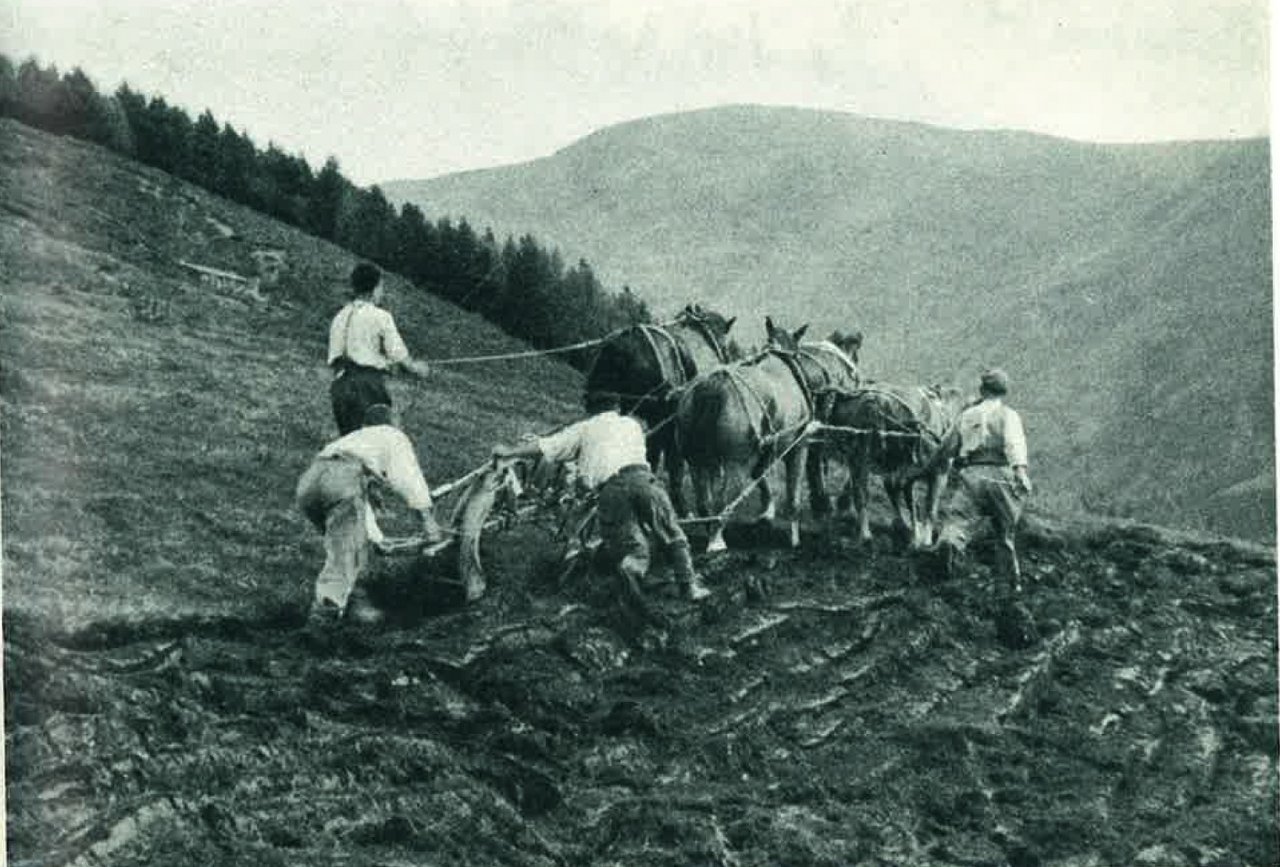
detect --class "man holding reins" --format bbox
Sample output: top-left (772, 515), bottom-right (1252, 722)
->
top-left (328, 263), bottom-right (432, 435)
top-left (917, 368), bottom-right (1033, 594)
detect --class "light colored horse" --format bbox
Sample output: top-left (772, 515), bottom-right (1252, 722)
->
top-left (820, 383), bottom-right (966, 548)
top-left (675, 318), bottom-right (860, 550)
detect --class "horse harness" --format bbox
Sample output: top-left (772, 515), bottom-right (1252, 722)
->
top-left (636, 324), bottom-right (688, 388)
top-left (678, 315), bottom-right (731, 365)
top-left (816, 383), bottom-right (952, 463)
top-left (638, 314), bottom-right (729, 386)
top-left (725, 348), bottom-right (824, 451)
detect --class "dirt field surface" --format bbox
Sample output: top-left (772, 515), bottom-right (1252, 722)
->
top-left (7, 517), bottom-right (1278, 867)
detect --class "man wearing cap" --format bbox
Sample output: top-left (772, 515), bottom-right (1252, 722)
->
top-left (918, 368), bottom-right (1032, 593)
top-left (296, 404), bottom-right (445, 625)
top-left (328, 263), bottom-right (432, 435)
top-left (491, 391), bottom-right (711, 605)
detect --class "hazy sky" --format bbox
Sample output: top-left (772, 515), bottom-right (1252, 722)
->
top-left (4, 0), bottom-right (1270, 184)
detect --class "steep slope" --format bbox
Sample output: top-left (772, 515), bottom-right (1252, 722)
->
top-left (385, 106), bottom-right (1274, 542)
top-left (0, 117), bottom-right (583, 630)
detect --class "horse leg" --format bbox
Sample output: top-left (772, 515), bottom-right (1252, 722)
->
top-left (692, 463), bottom-right (731, 554)
top-left (751, 448), bottom-right (777, 522)
top-left (852, 443), bottom-right (873, 544)
top-left (645, 426), bottom-right (663, 473)
top-left (884, 474), bottom-right (912, 548)
top-left (919, 467), bottom-right (950, 549)
top-left (691, 463), bottom-right (713, 520)
top-left (665, 430), bottom-right (690, 517)
top-left (806, 443), bottom-right (830, 516)
top-left (783, 444), bottom-right (804, 547)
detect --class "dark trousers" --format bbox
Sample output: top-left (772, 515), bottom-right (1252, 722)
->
top-left (596, 465), bottom-right (696, 587)
top-left (330, 364), bottom-right (392, 435)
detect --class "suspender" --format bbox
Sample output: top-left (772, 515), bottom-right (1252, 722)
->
top-left (340, 302), bottom-right (361, 362)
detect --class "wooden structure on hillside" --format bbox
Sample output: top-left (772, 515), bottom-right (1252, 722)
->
top-left (177, 260), bottom-right (265, 302)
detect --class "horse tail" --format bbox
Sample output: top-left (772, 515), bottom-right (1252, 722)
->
top-left (676, 372), bottom-right (732, 469)
top-left (674, 372), bottom-right (742, 512)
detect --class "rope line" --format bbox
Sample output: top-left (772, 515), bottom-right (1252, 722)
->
top-left (810, 422), bottom-right (924, 440)
top-left (427, 333), bottom-right (610, 365)
top-left (705, 420), bottom-right (821, 523)
top-left (425, 315), bottom-right (686, 366)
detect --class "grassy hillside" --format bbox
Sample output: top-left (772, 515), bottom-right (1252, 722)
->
top-left (0, 118), bottom-right (583, 631)
top-left (3, 119), bottom-right (1276, 867)
top-left (385, 106), bottom-right (1274, 542)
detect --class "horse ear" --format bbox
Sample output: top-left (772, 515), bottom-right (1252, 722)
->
top-left (765, 316), bottom-right (776, 334)
top-left (851, 331), bottom-right (864, 348)
top-left (725, 316), bottom-right (736, 332)
top-left (793, 324), bottom-right (810, 342)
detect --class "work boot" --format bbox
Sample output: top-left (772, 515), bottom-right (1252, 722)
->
top-left (935, 539), bottom-right (961, 581)
top-left (682, 573), bottom-right (712, 602)
top-left (306, 597), bottom-right (343, 629)
top-left (345, 586), bottom-right (384, 626)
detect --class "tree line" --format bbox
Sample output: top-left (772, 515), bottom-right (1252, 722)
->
top-left (0, 55), bottom-right (652, 363)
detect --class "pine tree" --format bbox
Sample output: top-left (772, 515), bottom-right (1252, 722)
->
top-left (307, 156), bottom-right (346, 241)
top-left (189, 110), bottom-right (221, 190)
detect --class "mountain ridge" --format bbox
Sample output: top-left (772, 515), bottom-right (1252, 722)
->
top-left (383, 105), bottom-right (1274, 542)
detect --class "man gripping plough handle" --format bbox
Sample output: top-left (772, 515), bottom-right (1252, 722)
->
top-left (491, 390), bottom-right (712, 608)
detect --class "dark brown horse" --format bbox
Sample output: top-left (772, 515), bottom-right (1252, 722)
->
top-left (674, 317), bottom-right (861, 550)
top-left (820, 383), bottom-right (965, 548)
top-left (584, 304), bottom-right (737, 513)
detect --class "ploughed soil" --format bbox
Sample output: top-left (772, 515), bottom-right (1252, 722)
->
top-left (6, 514), bottom-right (1277, 867)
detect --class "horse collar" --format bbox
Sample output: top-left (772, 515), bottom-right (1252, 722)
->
top-left (681, 316), bottom-right (728, 364)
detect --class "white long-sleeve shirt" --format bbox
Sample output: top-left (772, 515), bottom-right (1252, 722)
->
top-left (318, 424), bottom-right (433, 509)
top-left (536, 411), bottom-right (649, 490)
top-left (956, 398), bottom-right (1028, 468)
top-left (327, 300), bottom-right (410, 370)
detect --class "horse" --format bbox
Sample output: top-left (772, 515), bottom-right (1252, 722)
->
top-left (819, 382), bottom-right (966, 549)
top-left (584, 303), bottom-right (737, 513)
top-left (675, 317), bottom-right (861, 551)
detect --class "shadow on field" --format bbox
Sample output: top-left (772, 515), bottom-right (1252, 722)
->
top-left (363, 552), bottom-right (477, 627)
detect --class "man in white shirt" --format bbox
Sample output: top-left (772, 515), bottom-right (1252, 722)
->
top-left (492, 391), bottom-right (711, 606)
top-left (920, 368), bottom-right (1033, 593)
top-left (328, 263), bottom-right (432, 435)
top-left (296, 404), bottom-right (444, 625)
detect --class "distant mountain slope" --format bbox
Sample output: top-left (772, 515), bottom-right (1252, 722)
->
top-left (385, 106), bottom-right (1274, 541)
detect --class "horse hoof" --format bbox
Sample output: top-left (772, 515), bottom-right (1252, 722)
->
top-left (706, 531), bottom-right (729, 553)
top-left (789, 521), bottom-right (800, 548)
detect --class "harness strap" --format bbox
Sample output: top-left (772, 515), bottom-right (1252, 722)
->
top-left (339, 301), bottom-right (363, 363)
top-left (771, 350), bottom-right (816, 424)
top-left (636, 325), bottom-right (677, 385)
top-left (680, 316), bottom-right (729, 365)
top-left (722, 367), bottom-right (773, 447)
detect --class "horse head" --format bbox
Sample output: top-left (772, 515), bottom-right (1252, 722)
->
top-left (828, 329), bottom-right (864, 365)
top-left (763, 316), bottom-right (810, 353)
top-left (926, 384), bottom-right (968, 420)
top-left (680, 303), bottom-right (737, 339)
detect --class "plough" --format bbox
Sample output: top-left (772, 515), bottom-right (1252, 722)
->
top-left (374, 456), bottom-right (596, 602)
top-left (375, 417), bottom-right (933, 603)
